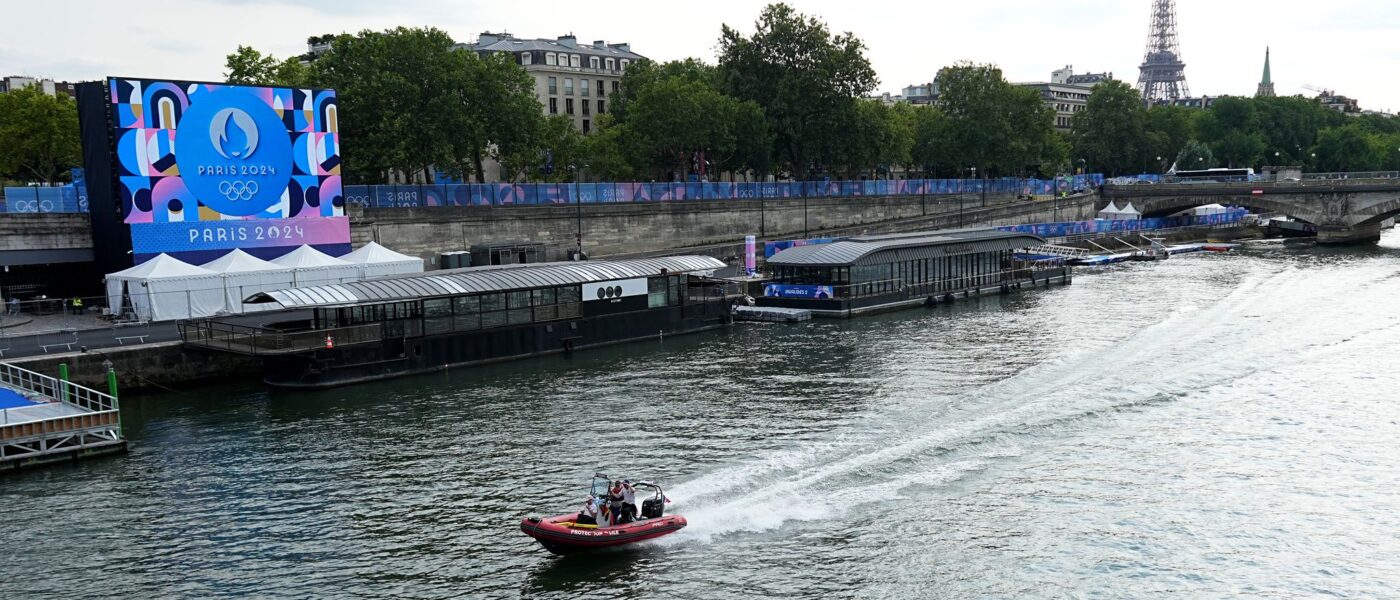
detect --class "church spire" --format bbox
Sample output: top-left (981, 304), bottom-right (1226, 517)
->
top-left (1256, 47), bottom-right (1275, 97)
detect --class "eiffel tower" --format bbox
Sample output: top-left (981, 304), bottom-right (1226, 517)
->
top-left (1137, 0), bottom-right (1190, 105)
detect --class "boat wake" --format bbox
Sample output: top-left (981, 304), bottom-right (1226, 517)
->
top-left (661, 259), bottom-right (1400, 546)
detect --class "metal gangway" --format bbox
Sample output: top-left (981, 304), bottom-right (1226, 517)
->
top-left (0, 361), bottom-right (125, 471)
top-left (1027, 244), bottom-right (1091, 259)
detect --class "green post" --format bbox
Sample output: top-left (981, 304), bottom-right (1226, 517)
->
top-left (58, 363), bottom-right (70, 404)
top-left (107, 368), bottom-right (123, 438)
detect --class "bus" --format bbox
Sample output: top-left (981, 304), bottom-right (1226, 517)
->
top-left (1170, 168), bottom-right (1255, 183)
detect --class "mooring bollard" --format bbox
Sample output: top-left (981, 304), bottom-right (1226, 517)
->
top-left (58, 363), bottom-right (69, 404)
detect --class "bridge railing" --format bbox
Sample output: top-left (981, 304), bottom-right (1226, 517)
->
top-left (1302, 171), bottom-right (1400, 181)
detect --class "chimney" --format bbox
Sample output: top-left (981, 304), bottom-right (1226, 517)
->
top-left (593, 40), bottom-right (606, 49)
top-left (557, 35), bottom-right (577, 48)
top-left (608, 42), bottom-right (630, 53)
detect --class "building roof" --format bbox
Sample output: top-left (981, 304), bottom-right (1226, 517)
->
top-left (244, 255), bottom-right (725, 308)
top-left (766, 229), bottom-right (1046, 267)
top-left (464, 36), bottom-right (644, 61)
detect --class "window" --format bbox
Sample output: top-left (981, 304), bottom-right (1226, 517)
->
top-left (582, 99), bottom-right (590, 116)
top-left (564, 78), bottom-right (573, 95)
top-left (590, 56), bottom-right (600, 69)
top-left (570, 54), bottom-right (581, 68)
top-left (620, 59), bottom-right (629, 70)
top-left (606, 58), bottom-right (615, 71)
top-left (596, 80), bottom-right (604, 96)
top-left (549, 98), bottom-right (558, 114)
top-left (581, 79), bottom-right (589, 97)
top-left (597, 99), bottom-right (605, 114)
top-left (648, 277), bottom-right (668, 308)
top-left (566, 98), bottom-right (574, 115)
top-left (521, 52), bottom-right (532, 65)
top-left (582, 119), bottom-right (590, 133)
top-left (547, 76), bottom-right (557, 94)
top-left (611, 81), bottom-right (620, 94)
top-left (453, 296), bottom-right (480, 330)
top-left (545, 53), bottom-right (557, 66)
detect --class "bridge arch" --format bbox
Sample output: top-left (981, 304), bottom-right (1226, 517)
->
top-left (1111, 194), bottom-right (1325, 225)
top-left (1353, 196), bottom-right (1400, 227)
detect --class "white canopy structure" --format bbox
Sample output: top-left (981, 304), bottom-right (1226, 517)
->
top-left (104, 254), bottom-right (225, 321)
top-left (270, 245), bottom-right (360, 287)
top-left (1118, 202), bottom-right (1142, 220)
top-left (1173, 203), bottom-right (1228, 217)
top-left (1097, 202), bottom-right (1124, 220)
top-left (341, 242), bottom-right (424, 279)
top-left (200, 249), bottom-right (295, 314)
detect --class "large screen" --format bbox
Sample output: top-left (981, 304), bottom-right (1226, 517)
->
top-left (107, 77), bottom-right (347, 263)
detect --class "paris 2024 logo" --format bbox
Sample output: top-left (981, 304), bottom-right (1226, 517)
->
top-left (176, 88), bottom-right (292, 217)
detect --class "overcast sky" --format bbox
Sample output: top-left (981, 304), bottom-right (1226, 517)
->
top-left (2, 0), bottom-right (1396, 114)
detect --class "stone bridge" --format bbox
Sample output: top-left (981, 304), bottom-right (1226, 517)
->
top-left (1103, 178), bottom-right (1400, 244)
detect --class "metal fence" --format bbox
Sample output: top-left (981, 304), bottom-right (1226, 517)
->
top-left (344, 175), bottom-right (1107, 208)
top-left (0, 186), bottom-right (87, 213)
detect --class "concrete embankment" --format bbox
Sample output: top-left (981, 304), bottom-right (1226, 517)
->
top-left (7, 342), bottom-right (260, 393)
top-left (348, 193), bottom-right (1092, 266)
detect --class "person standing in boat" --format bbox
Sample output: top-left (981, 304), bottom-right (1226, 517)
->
top-left (577, 495), bottom-right (599, 525)
top-left (621, 480), bottom-right (638, 522)
top-left (608, 480), bottom-right (627, 525)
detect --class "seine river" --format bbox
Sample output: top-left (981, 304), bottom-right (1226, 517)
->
top-left (5, 234), bottom-right (1400, 599)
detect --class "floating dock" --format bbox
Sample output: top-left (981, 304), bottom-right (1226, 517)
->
top-left (733, 306), bottom-right (812, 323)
top-left (1, 362), bottom-right (125, 472)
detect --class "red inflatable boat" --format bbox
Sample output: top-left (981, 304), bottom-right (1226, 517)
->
top-left (521, 475), bottom-right (686, 555)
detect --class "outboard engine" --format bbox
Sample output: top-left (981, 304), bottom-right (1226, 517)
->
top-left (641, 497), bottom-right (664, 519)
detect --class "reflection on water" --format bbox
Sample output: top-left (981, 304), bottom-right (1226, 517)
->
top-left (4, 234), bottom-right (1400, 598)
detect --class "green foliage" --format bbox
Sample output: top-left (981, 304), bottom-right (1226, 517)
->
top-left (935, 62), bottom-right (1059, 176)
top-left (1070, 79), bottom-right (1146, 176)
top-left (223, 46), bottom-right (310, 88)
top-left (909, 105), bottom-right (952, 177)
top-left (1175, 139), bottom-right (1215, 170)
top-left (0, 86), bottom-right (81, 182)
top-left (1313, 124), bottom-right (1382, 172)
top-left (1143, 105), bottom-right (1192, 172)
top-left (718, 3), bottom-right (877, 178)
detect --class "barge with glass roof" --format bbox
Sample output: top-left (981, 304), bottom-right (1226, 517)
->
top-left (760, 229), bottom-right (1070, 318)
top-left (178, 256), bottom-right (735, 388)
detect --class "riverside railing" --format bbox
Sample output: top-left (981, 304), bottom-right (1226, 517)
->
top-left (344, 175), bottom-right (1107, 209)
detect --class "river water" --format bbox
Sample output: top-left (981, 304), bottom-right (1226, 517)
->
top-left (5, 235), bottom-right (1400, 599)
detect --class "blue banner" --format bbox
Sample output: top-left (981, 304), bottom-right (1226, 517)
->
top-left (763, 284), bottom-right (836, 299)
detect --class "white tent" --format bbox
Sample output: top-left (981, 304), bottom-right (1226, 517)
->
top-left (104, 254), bottom-right (225, 321)
top-left (1097, 201), bottom-right (1123, 220)
top-left (200, 249), bottom-right (296, 314)
top-left (341, 242), bottom-right (424, 279)
top-left (270, 245), bottom-right (360, 287)
top-left (1118, 202), bottom-right (1141, 220)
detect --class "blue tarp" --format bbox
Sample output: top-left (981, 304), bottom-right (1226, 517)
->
top-left (0, 388), bottom-right (38, 410)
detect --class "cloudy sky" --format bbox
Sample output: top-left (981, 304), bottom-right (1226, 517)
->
top-left (2, 0), bottom-right (1396, 113)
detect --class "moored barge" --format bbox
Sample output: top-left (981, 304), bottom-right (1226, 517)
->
top-left (179, 256), bottom-right (735, 388)
top-left (758, 229), bottom-right (1070, 317)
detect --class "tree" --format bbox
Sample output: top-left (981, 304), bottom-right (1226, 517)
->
top-left (1174, 139), bottom-right (1214, 171)
top-left (0, 86), bottom-right (81, 182)
top-left (718, 3), bottom-right (878, 178)
top-left (223, 46), bottom-right (310, 87)
top-left (449, 52), bottom-right (547, 182)
top-left (1070, 79), bottom-right (1146, 176)
top-left (909, 105), bottom-right (952, 177)
top-left (312, 27), bottom-right (473, 183)
top-left (936, 62), bottom-right (1058, 177)
top-left (1312, 124), bottom-right (1381, 172)
top-left (1195, 96), bottom-right (1265, 168)
top-left (1143, 105), bottom-right (1192, 173)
